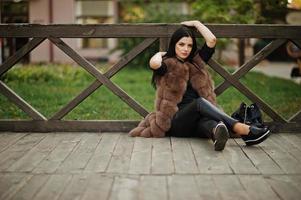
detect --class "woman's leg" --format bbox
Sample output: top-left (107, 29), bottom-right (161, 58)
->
top-left (196, 97), bottom-right (270, 145)
top-left (196, 118), bottom-right (229, 151)
top-left (195, 117), bottom-right (218, 139)
top-left (196, 97), bottom-right (238, 130)
top-left (167, 100), bottom-right (201, 137)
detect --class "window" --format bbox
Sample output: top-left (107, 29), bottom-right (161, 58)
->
top-left (75, 0), bottom-right (115, 49)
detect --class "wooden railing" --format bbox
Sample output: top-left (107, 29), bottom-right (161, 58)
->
top-left (0, 24), bottom-right (300, 133)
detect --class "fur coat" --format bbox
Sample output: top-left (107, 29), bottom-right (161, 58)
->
top-left (129, 53), bottom-right (216, 137)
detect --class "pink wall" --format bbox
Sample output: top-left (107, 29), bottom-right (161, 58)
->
top-left (29, 0), bottom-right (50, 63)
top-left (52, 0), bottom-right (77, 63)
top-left (29, 0), bottom-right (77, 63)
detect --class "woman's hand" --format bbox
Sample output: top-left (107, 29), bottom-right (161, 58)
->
top-left (181, 20), bottom-right (216, 48)
top-left (181, 20), bottom-right (202, 27)
top-left (149, 52), bottom-right (166, 69)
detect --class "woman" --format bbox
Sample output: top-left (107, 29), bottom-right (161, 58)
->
top-left (129, 20), bottom-right (270, 151)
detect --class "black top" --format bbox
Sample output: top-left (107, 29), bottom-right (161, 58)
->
top-left (152, 42), bottom-right (215, 109)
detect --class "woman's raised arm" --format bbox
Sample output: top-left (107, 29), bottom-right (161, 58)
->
top-left (181, 20), bottom-right (216, 48)
top-left (149, 52), bottom-right (167, 69)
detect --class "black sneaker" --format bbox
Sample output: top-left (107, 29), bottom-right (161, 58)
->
top-left (213, 122), bottom-right (229, 151)
top-left (242, 125), bottom-right (270, 146)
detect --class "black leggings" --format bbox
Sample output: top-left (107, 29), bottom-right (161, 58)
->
top-left (166, 97), bottom-right (238, 139)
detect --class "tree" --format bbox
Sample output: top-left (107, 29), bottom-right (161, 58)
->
top-left (116, 0), bottom-right (290, 68)
top-left (192, 0), bottom-right (257, 24)
top-left (191, 0), bottom-right (288, 24)
top-left (191, 0), bottom-right (258, 62)
top-left (117, 1), bottom-right (191, 68)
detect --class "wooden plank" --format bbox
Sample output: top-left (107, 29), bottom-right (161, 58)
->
top-left (265, 175), bottom-right (301, 200)
top-left (139, 176), bottom-right (168, 200)
top-left (159, 37), bottom-right (169, 51)
top-left (194, 175), bottom-right (222, 199)
top-left (270, 134), bottom-right (301, 163)
top-left (267, 122), bottom-right (301, 133)
top-left (189, 138), bottom-right (232, 174)
top-left (1, 24), bottom-right (301, 39)
top-left (56, 133), bottom-right (101, 173)
top-left (208, 59), bottom-right (286, 123)
top-left (85, 132), bottom-right (120, 173)
top-left (279, 133), bottom-right (301, 152)
top-left (105, 38), bottom-right (157, 78)
top-left (0, 120), bottom-right (139, 132)
top-left (265, 122), bottom-right (301, 133)
top-left (234, 138), bottom-right (283, 175)
top-left (81, 174), bottom-right (114, 200)
top-left (289, 110), bottom-right (301, 122)
top-left (128, 137), bottom-right (152, 174)
top-left (8, 174), bottom-right (49, 200)
top-left (50, 80), bottom-right (100, 120)
top-left (49, 37), bottom-right (149, 117)
top-left (1, 120), bottom-right (301, 133)
top-left (0, 133), bottom-right (26, 153)
top-left (289, 175), bottom-right (301, 192)
top-left (215, 39), bottom-right (287, 96)
top-left (51, 38), bottom-right (157, 120)
top-left (0, 133), bottom-right (46, 171)
top-left (7, 133), bottom-right (63, 172)
top-left (109, 176), bottom-right (140, 200)
top-left (106, 134), bottom-right (135, 174)
top-left (171, 137), bottom-right (198, 174)
top-left (259, 136), bottom-right (301, 174)
top-left (291, 39), bottom-right (301, 50)
top-left (0, 173), bottom-right (32, 200)
top-left (238, 39), bottom-right (245, 67)
top-left (32, 174), bottom-right (72, 200)
top-left (151, 138), bottom-right (174, 174)
top-left (0, 81), bottom-right (47, 120)
top-left (168, 175), bottom-right (200, 200)
top-left (213, 175), bottom-right (251, 200)
top-left (222, 139), bottom-right (259, 174)
top-left (58, 174), bottom-right (91, 200)
top-left (239, 175), bottom-right (281, 200)
top-left (0, 38), bottom-right (45, 76)
top-left (33, 133), bottom-right (82, 174)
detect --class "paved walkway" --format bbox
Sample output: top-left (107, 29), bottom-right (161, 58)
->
top-left (0, 132), bottom-right (301, 200)
top-left (253, 61), bottom-right (301, 84)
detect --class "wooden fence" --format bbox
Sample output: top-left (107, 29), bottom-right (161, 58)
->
top-left (0, 24), bottom-right (300, 133)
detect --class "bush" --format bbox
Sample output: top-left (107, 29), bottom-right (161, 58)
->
top-left (1, 64), bottom-right (92, 84)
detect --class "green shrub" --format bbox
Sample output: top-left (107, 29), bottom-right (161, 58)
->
top-left (1, 64), bottom-right (93, 84)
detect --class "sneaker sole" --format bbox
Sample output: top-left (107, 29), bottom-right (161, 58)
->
top-left (214, 124), bottom-right (229, 151)
top-left (245, 130), bottom-right (270, 146)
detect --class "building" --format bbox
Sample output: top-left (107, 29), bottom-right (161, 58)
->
top-left (0, 0), bottom-right (119, 64)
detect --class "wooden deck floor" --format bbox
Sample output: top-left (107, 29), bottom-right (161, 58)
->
top-left (0, 132), bottom-right (301, 200)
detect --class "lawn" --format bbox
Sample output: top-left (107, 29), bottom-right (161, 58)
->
top-left (0, 64), bottom-right (300, 121)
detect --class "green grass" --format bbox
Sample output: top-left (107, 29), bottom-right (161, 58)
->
top-left (0, 64), bottom-right (300, 121)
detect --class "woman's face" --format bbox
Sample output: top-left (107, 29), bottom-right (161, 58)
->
top-left (175, 36), bottom-right (193, 60)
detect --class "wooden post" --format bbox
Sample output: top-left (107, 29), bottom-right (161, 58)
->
top-left (160, 38), bottom-right (169, 52)
top-left (238, 39), bottom-right (245, 67)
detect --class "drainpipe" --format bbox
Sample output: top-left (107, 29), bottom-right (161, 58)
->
top-left (49, 0), bottom-right (54, 62)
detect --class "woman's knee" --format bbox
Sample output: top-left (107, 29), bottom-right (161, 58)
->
top-left (196, 97), bottom-right (213, 111)
top-left (196, 119), bottom-right (218, 138)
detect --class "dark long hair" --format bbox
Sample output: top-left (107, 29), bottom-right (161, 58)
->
top-left (151, 26), bottom-right (198, 88)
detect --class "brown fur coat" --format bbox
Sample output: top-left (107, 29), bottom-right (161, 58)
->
top-left (129, 54), bottom-right (216, 137)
